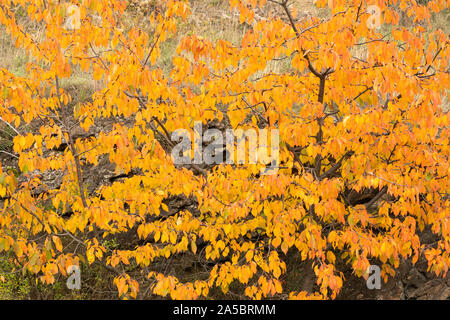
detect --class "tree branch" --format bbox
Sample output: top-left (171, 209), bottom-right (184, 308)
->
top-left (318, 151), bottom-right (354, 180)
top-left (55, 76), bottom-right (88, 208)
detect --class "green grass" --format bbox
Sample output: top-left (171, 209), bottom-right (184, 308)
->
top-left (0, 254), bottom-right (31, 299)
top-left (0, 123), bottom-right (16, 152)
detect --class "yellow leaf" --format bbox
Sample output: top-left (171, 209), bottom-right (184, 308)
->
top-left (52, 236), bottom-right (63, 252)
top-left (327, 251), bottom-right (336, 264)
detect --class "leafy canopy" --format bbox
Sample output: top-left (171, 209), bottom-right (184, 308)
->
top-left (0, 0), bottom-right (448, 299)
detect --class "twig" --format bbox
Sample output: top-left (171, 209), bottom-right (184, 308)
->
top-left (0, 150), bottom-right (19, 159)
top-left (0, 116), bottom-right (21, 136)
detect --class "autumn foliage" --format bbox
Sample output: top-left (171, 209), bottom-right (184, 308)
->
top-left (0, 0), bottom-right (449, 299)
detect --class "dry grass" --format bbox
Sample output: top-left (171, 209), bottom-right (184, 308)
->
top-left (0, 25), bottom-right (29, 75)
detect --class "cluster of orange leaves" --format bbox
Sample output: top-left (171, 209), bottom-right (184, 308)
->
top-left (0, 0), bottom-right (449, 299)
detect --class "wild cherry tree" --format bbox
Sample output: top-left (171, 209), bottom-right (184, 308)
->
top-left (0, 0), bottom-right (448, 299)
